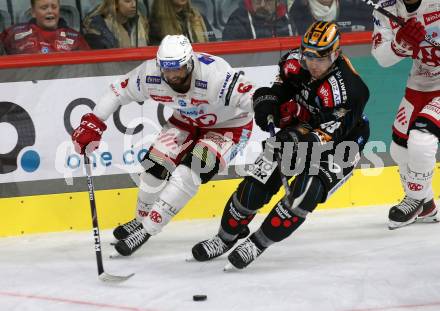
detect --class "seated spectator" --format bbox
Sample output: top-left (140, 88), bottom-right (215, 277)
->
top-left (149, 0), bottom-right (215, 45)
top-left (336, 0), bottom-right (373, 32)
top-left (0, 0), bottom-right (89, 54)
top-left (222, 0), bottom-right (296, 41)
top-left (83, 0), bottom-right (149, 49)
top-left (290, 0), bottom-right (373, 35)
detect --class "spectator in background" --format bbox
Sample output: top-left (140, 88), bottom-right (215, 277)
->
top-left (222, 0), bottom-right (296, 41)
top-left (290, 0), bottom-right (373, 35)
top-left (336, 0), bottom-right (373, 32)
top-left (83, 0), bottom-right (149, 49)
top-left (290, 0), bottom-right (339, 35)
top-left (0, 0), bottom-right (89, 54)
top-left (149, 0), bottom-right (215, 45)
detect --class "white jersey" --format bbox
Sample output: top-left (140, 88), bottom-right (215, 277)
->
top-left (94, 53), bottom-right (254, 128)
top-left (371, 0), bottom-right (440, 92)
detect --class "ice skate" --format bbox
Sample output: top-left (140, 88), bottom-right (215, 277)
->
top-left (225, 237), bottom-right (265, 270)
top-left (416, 199), bottom-right (439, 223)
top-left (114, 227), bottom-right (151, 256)
top-left (113, 218), bottom-right (143, 241)
top-left (191, 226), bottom-right (250, 262)
top-left (388, 196), bottom-right (425, 230)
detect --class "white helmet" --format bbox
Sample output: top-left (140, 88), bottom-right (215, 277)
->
top-left (156, 35), bottom-right (194, 72)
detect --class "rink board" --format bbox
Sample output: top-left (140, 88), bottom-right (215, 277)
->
top-left (1, 165), bottom-right (439, 237)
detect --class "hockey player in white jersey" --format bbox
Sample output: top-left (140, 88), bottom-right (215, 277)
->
top-left (371, 0), bottom-right (439, 229)
top-left (72, 35), bottom-right (255, 256)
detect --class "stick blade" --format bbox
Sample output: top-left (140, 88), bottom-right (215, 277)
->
top-left (98, 272), bottom-right (135, 283)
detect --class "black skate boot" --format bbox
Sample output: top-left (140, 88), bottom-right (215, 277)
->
top-left (191, 226), bottom-right (250, 262)
top-left (225, 236), bottom-right (266, 270)
top-left (388, 196), bottom-right (425, 230)
top-left (114, 227), bottom-right (151, 256)
top-left (416, 199), bottom-right (439, 223)
top-left (113, 218), bottom-right (142, 240)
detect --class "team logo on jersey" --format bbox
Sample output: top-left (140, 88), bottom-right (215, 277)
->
top-left (424, 11), bottom-right (440, 25)
top-left (146, 75), bottom-right (161, 84)
top-left (178, 99), bottom-right (187, 107)
top-left (198, 54), bottom-right (215, 65)
top-left (195, 79), bottom-right (208, 89)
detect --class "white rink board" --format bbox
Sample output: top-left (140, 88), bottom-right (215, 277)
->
top-left (0, 65), bottom-right (278, 184)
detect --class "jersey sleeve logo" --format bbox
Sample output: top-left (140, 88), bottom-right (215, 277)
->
top-left (198, 54), bottom-right (215, 65)
top-left (423, 11), bottom-right (440, 26)
top-left (317, 81), bottom-right (335, 108)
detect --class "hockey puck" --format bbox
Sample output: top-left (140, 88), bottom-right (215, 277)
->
top-left (193, 295), bottom-right (207, 301)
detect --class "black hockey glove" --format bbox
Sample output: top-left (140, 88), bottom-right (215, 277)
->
top-left (253, 87), bottom-right (280, 132)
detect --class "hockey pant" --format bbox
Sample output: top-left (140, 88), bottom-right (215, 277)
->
top-left (219, 122), bottom-right (369, 246)
top-left (138, 117), bottom-right (253, 235)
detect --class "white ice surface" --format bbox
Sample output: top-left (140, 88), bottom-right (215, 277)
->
top-left (1, 205), bottom-right (439, 311)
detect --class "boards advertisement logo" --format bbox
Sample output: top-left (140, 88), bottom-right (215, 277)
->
top-left (0, 102), bottom-right (39, 174)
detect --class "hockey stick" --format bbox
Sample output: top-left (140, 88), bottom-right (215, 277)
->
top-left (360, 0), bottom-right (439, 49)
top-left (83, 154), bottom-right (135, 283)
top-left (267, 116), bottom-right (292, 203)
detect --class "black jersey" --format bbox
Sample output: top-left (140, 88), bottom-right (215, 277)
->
top-left (271, 49), bottom-right (370, 143)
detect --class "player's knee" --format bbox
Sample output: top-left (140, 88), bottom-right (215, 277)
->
top-left (390, 140), bottom-right (408, 166)
top-left (236, 175), bottom-right (279, 211)
top-left (408, 130), bottom-right (438, 169)
top-left (289, 176), bottom-right (325, 213)
top-left (259, 201), bottom-right (306, 243)
top-left (166, 165), bottom-right (201, 206)
top-left (141, 152), bottom-right (172, 181)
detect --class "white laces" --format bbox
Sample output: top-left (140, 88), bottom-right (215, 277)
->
top-left (125, 229), bottom-right (148, 250)
top-left (235, 239), bottom-right (260, 264)
top-left (122, 219), bottom-right (141, 232)
top-left (202, 236), bottom-right (228, 258)
top-left (397, 196), bottom-right (423, 214)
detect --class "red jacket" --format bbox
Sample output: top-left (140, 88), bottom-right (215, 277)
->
top-left (0, 19), bottom-right (89, 54)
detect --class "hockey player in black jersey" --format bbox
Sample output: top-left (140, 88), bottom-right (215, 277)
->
top-left (191, 21), bottom-right (371, 270)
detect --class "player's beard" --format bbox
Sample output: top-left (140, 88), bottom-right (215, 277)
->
top-left (167, 74), bottom-right (191, 93)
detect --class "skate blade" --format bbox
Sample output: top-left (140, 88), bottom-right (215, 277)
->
top-left (109, 251), bottom-right (123, 259)
top-left (185, 256), bottom-right (196, 262)
top-left (416, 214), bottom-right (440, 223)
top-left (388, 218), bottom-right (417, 230)
top-left (223, 263), bottom-right (238, 272)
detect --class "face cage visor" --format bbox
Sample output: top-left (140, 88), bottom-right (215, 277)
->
top-left (299, 48), bottom-right (338, 71)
